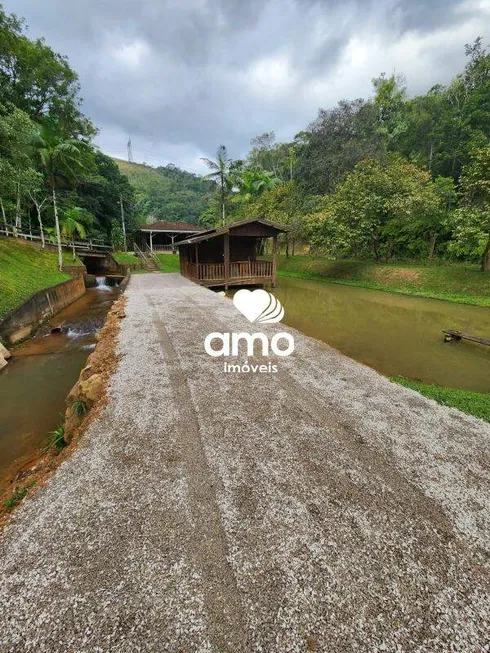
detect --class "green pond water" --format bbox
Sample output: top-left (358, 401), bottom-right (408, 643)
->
top-left (273, 276), bottom-right (490, 394)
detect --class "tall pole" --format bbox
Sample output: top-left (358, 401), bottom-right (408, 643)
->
top-left (119, 193), bottom-right (127, 252)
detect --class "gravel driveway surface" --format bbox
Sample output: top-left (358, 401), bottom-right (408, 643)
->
top-left (0, 273), bottom-right (489, 652)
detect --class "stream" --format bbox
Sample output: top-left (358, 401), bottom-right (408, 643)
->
top-left (0, 277), bottom-right (120, 492)
top-left (274, 276), bottom-right (490, 393)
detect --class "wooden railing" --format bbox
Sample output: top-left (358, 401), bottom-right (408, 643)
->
top-left (230, 260), bottom-right (272, 279)
top-left (187, 263), bottom-right (225, 281)
top-left (184, 260), bottom-right (273, 282)
top-left (0, 227), bottom-right (112, 252)
top-left (152, 244), bottom-right (173, 252)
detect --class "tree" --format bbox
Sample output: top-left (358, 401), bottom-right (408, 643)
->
top-left (0, 7), bottom-right (94, 138)
top-left (324, 158), bottom-right (442, 262)
top-left (372, 73), bottom-right (407, 131)
top-left (27, 181), bottom-right (50, 248)
top-left (0, 104), bottom-right (37, 234)
top-left (233, 168), bottom-right (281, 204)
top-left (61, 206), bottom-right (93, 260)
top-left (32, 121), bottom-right (88, 269)
top-left (449, 146), bottom-right (490, 270)
top-left (296, 99), bottom-right (386, 193)
top-left (201, 145), bottom-right (235, 225)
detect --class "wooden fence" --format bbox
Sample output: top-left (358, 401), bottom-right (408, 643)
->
top-left (183, 260), bottom-right (273, 283)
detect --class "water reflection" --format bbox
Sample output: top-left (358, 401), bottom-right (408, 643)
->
top-left (274, 277), bottom-right (490, 393)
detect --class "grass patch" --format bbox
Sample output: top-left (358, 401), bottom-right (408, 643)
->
top-left (112, 251), bottom-right (140, 264)
top-left (155, 253), bottom-right (181, 273)
top-left (71, 400), bottom-right (87, 417)
top-left (391, 376), bottom-right (490, 422)
top-left (3, 481), bottom-right (35, 511)
top-left (0, 238), bottom-right (76, 319)
top-left (276, 256), bottom-right (490, 307)
top-left (45, 425), bottom-right (66, 452)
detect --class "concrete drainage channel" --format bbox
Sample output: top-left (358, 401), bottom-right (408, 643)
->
top-left (0, 272), bottom-right (128, 498)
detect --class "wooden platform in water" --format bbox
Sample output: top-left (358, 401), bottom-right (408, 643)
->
top-left (443, 329), bottom-right (490, 346)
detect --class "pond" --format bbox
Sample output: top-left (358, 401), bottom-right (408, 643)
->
top-left (273, 276), bottom-right (490, 394)
top-left (0, 277), bottom-right (120, 493)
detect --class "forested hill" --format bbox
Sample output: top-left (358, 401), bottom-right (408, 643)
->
top-left (114, 158), bottom-right (213, 225)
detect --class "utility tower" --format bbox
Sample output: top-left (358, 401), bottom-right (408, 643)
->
top-left (127, 137), bottom-right (133, 163)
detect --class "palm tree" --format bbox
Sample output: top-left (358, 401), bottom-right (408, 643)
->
top-left (61, 207), bottom-right (93, 260)
top-left (232, 169), bottom-right (281, 204)
top-left (32, 123), bottom-right (87, 269)
top-left (201, 145), bottom-right (235, 226)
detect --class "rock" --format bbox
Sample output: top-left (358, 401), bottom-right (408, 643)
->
top-left (78, 373), bottom-right (104, 405)
top-left (0, 342), bottom-right (11, 359)
top-left (63, 412), bottom-right (83, 444)
top-left (66, 382), bottom-right (80, 405)
top-left (0, 354), bottom-right (7, 370)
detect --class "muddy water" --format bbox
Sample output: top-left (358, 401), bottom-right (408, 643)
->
top-left (274, 277), bottom-right (490, 393)
top-left (0, 278), bottom-right (120, 489)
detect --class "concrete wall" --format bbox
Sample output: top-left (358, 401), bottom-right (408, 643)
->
top-left (116, 262), bottom-right (144, 274)
top-left (0, 276), bottom-right (86, 345)
top-left (81, 254), bottom-right (119, 275)
top-left (62, 263), bottom-right (87, 276)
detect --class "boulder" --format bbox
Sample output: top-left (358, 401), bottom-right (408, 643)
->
top-left (0, 342), bottom-right (11, 359)
top-left (78, 373), bottom-right (104, 405)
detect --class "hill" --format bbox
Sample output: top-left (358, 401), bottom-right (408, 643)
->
top-left (113, 158), bottom-right (212, 225)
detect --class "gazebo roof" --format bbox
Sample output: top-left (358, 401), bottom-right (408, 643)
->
top-left (139, 221), bottom-right (204, 233)
top-left (177, 218), bottom-right (288, 246)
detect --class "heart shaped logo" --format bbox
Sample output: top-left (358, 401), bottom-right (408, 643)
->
top-left (233, 289), bottom-right (284, 324)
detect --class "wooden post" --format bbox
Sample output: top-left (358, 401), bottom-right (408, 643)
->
top-left (171, 234), bottom-right (176, 253)
top-left (150, 231), bottom-right (153, 252)
top-left (272, 234), bottom-right (278, 287)
top-left (195, 243), bottom-right (199, 280)
top-left (224, 232), bottom-right (230, 290)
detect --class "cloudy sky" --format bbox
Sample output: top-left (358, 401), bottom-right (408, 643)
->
top-left (5, 0), bottom-right (490, 173)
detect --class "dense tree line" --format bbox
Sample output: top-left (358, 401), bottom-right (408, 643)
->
top-left (0, 6), bottom-right (135, 265)
top-left (203, 39), bottom-right (490, 270)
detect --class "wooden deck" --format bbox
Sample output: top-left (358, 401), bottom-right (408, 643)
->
top-left (181, 260), bottom-right (274, 287)
top-left (443, 329), bottom-right (490, 346)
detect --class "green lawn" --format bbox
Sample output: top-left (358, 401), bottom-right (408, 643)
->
top-left (112, 251), bottom-right (140, 265)
top-left (391, 377), bottom-right (490, 423)
top-left (276, 256), bottom-right (490, 307)
top-left (0, 239), bottom-right (80, 319)
top-left (155, 253), bottom-right (181, 272)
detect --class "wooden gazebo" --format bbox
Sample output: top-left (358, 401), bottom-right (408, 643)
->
top-left (177, 218), bottom-right (287, 289)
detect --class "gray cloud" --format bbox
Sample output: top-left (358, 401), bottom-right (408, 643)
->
top-left (4, 0), bottom-right (489, 172)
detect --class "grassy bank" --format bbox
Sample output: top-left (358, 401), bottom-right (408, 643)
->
top-left (155, 253), bottom-right (180, 273)
top-left (391, 377), bottom-right (490, 423)
top-left (0, 239), bottom-right (83, 319)
top-left (276, 256), bottom-right (490, 307)
top-left (112, 251), bottom-right (140, 265)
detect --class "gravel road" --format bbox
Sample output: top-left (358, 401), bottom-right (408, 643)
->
top-left (0, 273), bottom-right (489, 652)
